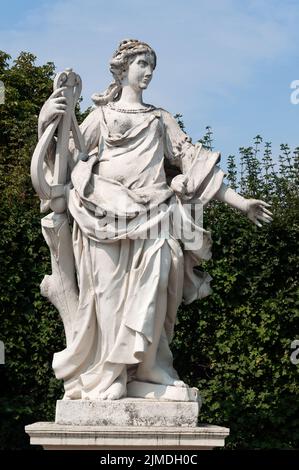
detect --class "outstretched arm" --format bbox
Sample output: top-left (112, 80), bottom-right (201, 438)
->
top-left (214, 182), bottom-right (273, 227)
top-left (161, 110), bottom-right (273, 227)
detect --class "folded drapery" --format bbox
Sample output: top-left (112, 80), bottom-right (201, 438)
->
top-left (52, 106), bottom-right (224, 398)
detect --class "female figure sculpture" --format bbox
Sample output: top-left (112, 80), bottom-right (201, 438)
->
top-left (34, 39), bottom-right (272, 401)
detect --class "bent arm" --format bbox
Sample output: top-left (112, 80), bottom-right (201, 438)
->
top-left (38, 105), bottom-right (101, 170)
top-left (161, 110), bottom-right (272, 227)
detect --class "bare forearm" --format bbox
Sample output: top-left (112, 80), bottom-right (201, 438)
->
top-left (214, 182), bottom-right (248, 213)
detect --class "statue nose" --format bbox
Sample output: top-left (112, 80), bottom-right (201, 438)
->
top-left (145, 67), bottom-right (152, 76)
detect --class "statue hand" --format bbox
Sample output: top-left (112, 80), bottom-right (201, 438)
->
top-left (38, 86), bottom-right (68, 134)
top-left (170, 174), bottom-right (188, 197)
top-left (245, 199), bottom-right (273, 227)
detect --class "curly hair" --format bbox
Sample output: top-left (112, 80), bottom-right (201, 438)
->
top-left (91, 39), bottom-right (156, 106)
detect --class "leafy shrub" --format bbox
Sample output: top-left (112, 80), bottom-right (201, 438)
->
top-left (0, 52), bottom-right (298, 449)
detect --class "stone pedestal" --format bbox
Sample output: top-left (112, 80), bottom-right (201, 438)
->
top-left (55, 398), bottom-right (200, 427)
top-left (25, 396), bottom-right (230, 450)
top-left (25, 422), bottom-right (229, 450)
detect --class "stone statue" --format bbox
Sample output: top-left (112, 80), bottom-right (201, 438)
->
top-left (31, 39), bottom-right (272, 402)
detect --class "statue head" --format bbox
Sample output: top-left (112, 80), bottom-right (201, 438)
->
top-left (92, 39), bottom-right (156, 106)
top-left (109, 39), bottom-right (156, 85)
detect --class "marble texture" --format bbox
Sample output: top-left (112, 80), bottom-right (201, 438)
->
top-left (30, 38), bottom-right (272, 403)
top-left (55, 398), bottom-right (200, 427)
top-left (127, 381), bottom-right (200, 402)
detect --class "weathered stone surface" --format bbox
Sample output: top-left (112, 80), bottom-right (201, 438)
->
top-left (25, 422), bottom-right (230, 450)
top-left (127, 380), bottom-right (201, 402)
top-left (55, 398), bottom-right (199, 427)
top-left (30, 37), bottom-right (272, 408)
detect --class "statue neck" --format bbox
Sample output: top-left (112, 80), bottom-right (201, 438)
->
top-left (117, 86), bottom-right (144, 107)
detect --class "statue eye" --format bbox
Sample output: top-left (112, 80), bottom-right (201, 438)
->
top-left (139, 60), bottom-right (147, 67)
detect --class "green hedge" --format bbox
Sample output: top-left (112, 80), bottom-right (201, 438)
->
top-left (0, 52), bottom-right (298, 449)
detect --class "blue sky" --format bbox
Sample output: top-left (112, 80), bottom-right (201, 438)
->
top-left (0, 0), bottom-right (298, 170)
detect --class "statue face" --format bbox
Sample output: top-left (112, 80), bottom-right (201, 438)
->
top-left (123, 52), bottom-right (155, 91)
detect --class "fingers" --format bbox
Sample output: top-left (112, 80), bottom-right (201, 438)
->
top-left (171, 176), bottom-right (187, 196)
top-left (257, 214), bottom-right (272, 224)
top-left (176, 184), bottom-right (186, 194)
top-left (173, 186), bottom-right (186, 196)
top-left (255, 201), bottom-right (273, 220)
top-left (262, 207), bottom-right (273, 216)
top-left (49, 95), bottom-right (67, 115)
top-left (52, 97), bottom-right (67, 109)
top-left (257, 200), bottom-right (271, 208)
top-left (56, 104), bottom-right (67, 110)
top-left (262, 213), bottom-right (273, 221)
top-left (261, 211), bottom-right (273, 221)
top-left (54, 97), bottom-right (67, 104)
top-left (254, 211), bottom-right (273, 226)
top-left (175, 175), bottom-right (187, 185)
top-left (258, 208), bottom-right (273, 220)
top-left (50, 86), bottom-right (67, 98)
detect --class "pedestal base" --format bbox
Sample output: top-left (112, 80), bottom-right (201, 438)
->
top-left (55, 398), bottom-right (200, 427)
top-left (25, 422), bottom-right (230, 450)
top-left (26, 397), bottom-right (229, 450)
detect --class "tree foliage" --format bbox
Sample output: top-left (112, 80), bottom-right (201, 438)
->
top-left (173, 125), bottom-right (299, 449)
top-left (0, 52), bottom-right (298, 449)
top-left (0, 52), bottom-right (64, 449)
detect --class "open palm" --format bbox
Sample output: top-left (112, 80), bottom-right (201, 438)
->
top-left (246, 199), bottom-right (273, 227)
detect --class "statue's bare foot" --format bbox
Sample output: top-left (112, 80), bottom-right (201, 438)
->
top-left (98, 370), bottom-right (127, 400)
top-left (136, 365), bottom-right (188, 388)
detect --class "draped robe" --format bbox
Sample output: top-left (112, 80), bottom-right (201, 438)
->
top-left (51, 106), bottom-right (225, 399)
